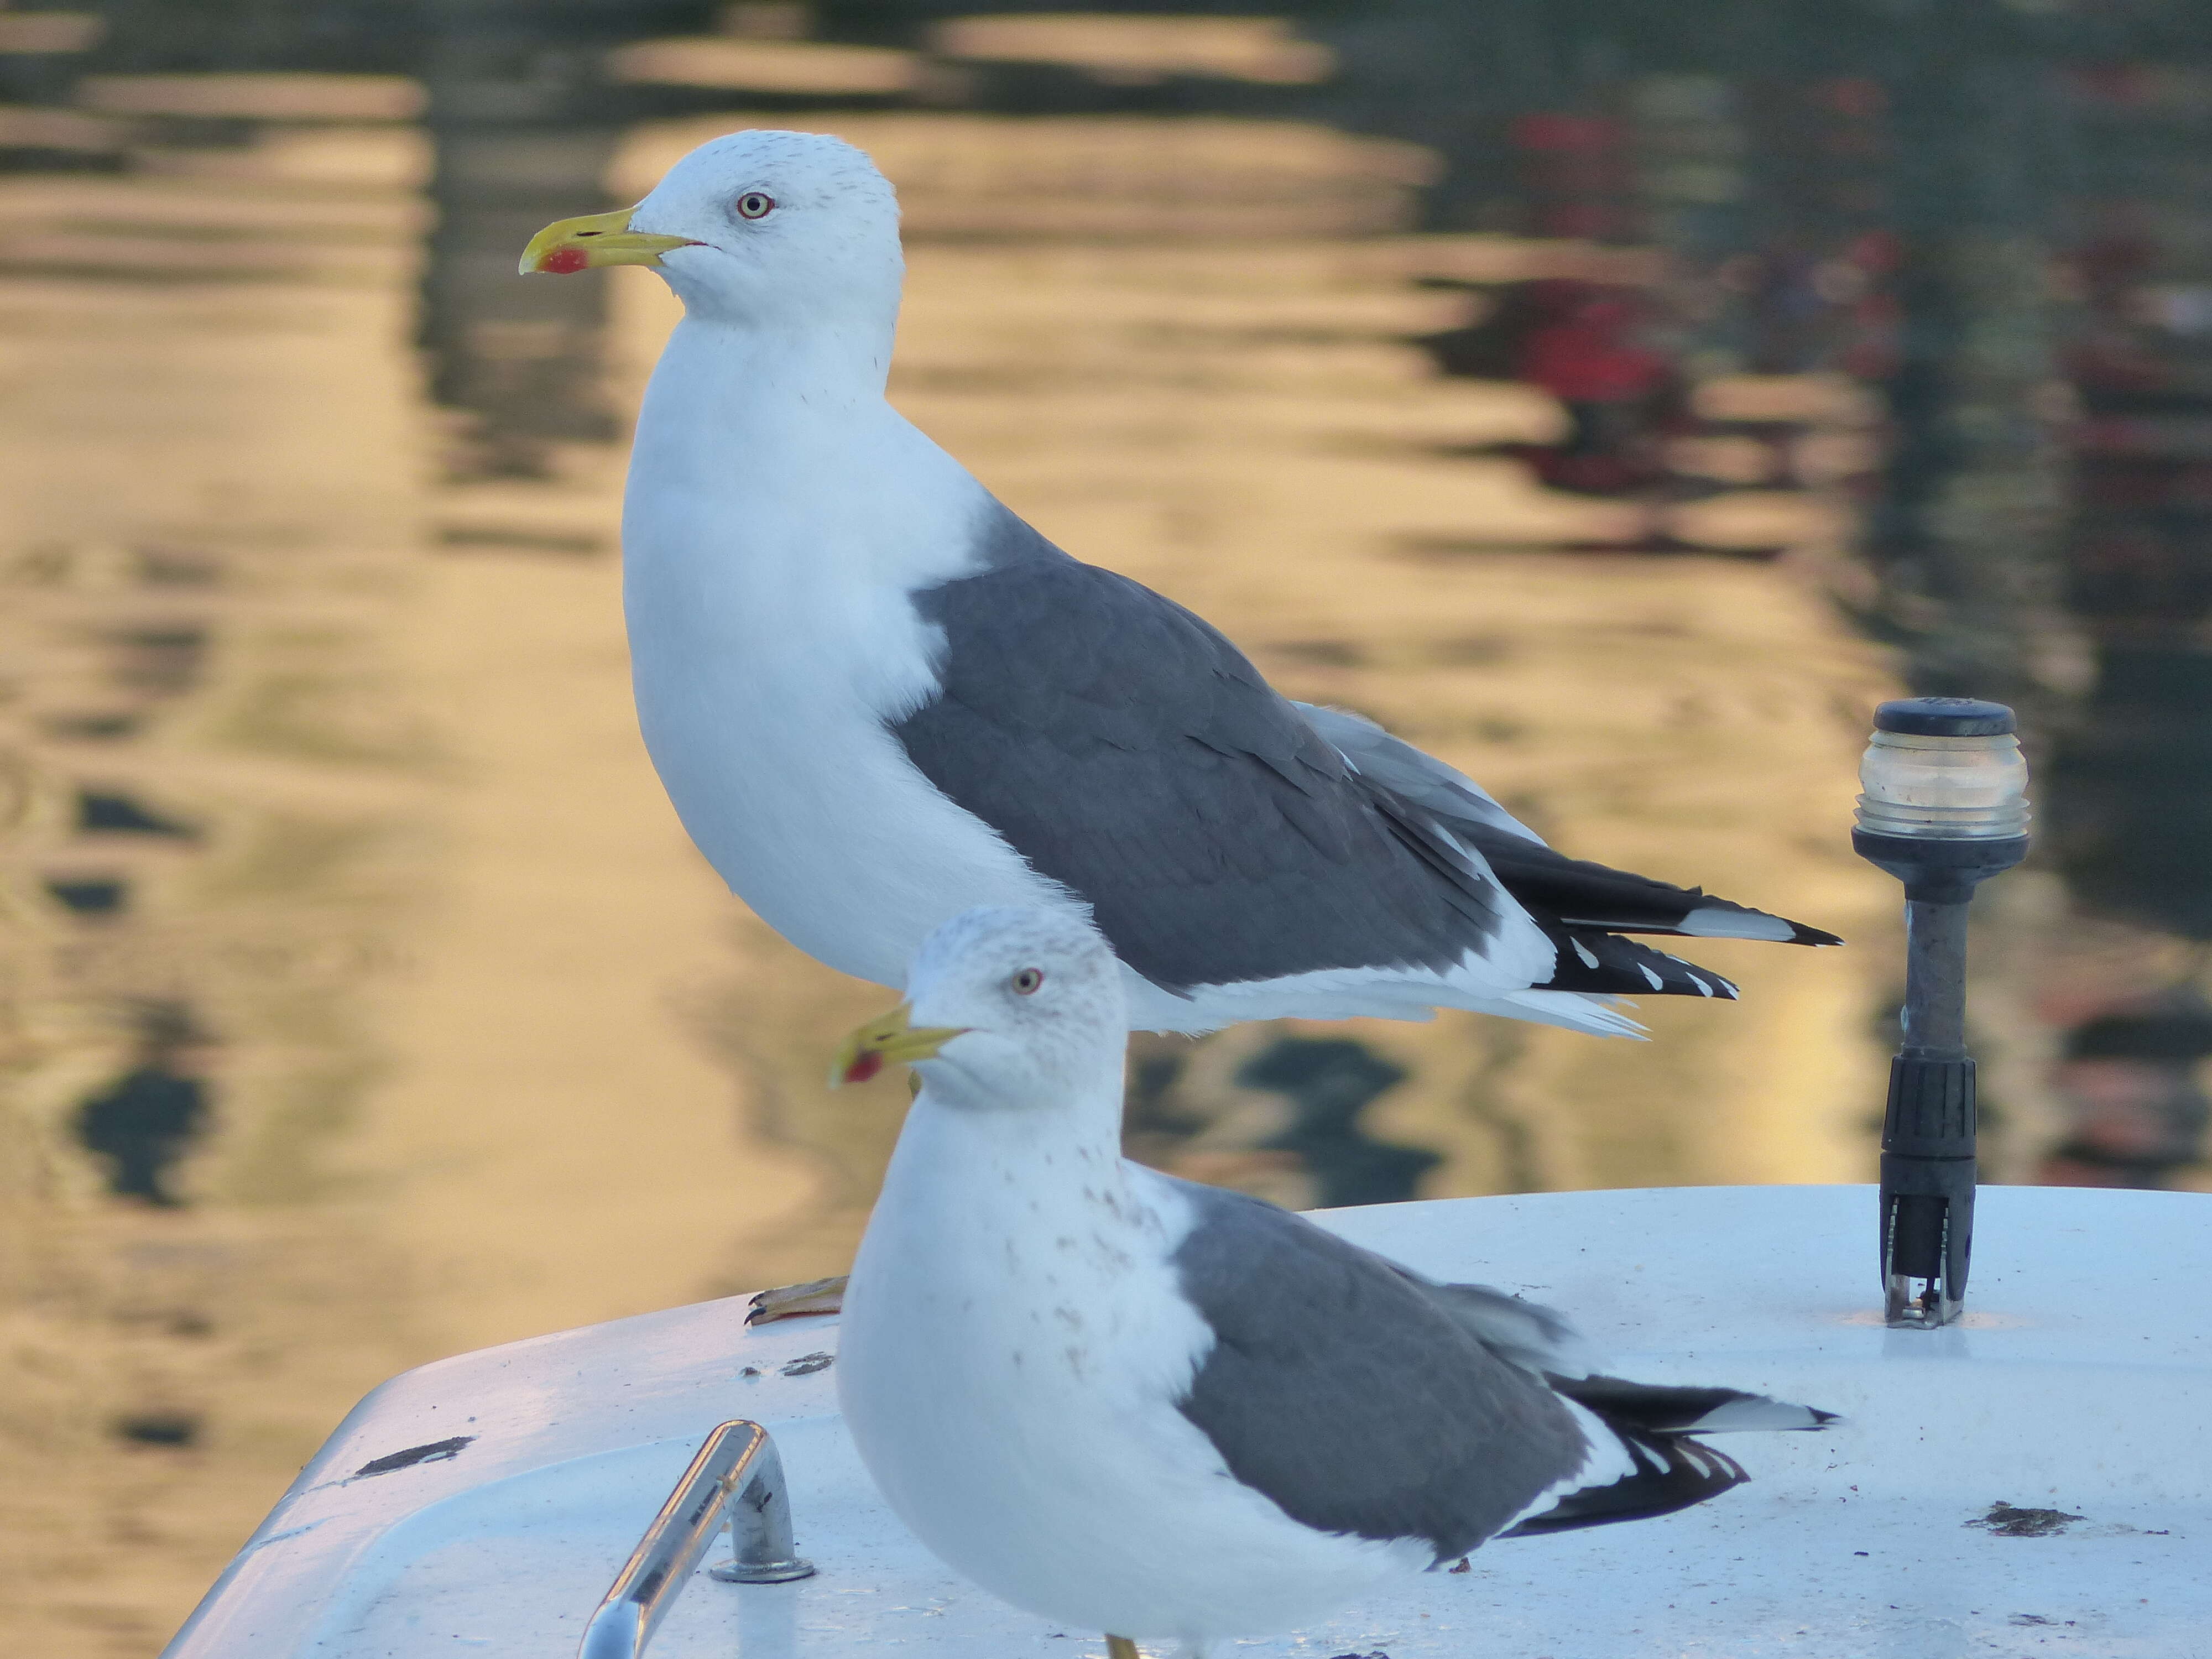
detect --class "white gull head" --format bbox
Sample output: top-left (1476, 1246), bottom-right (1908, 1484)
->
top-left (631, 128), bottom-right (903, 333)
top-left (902, 906), bottom-right (1130, 1115)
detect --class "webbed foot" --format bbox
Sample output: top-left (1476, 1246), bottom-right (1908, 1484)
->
top-left (744, 1274), bottom-right (847, 1325)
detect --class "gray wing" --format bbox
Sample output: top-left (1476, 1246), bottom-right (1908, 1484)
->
top-left (895, 510), bottom-right (1511, 995)
top-left (1294, 702), bottom-right (1546, 846)
top-left (1297, 702), bottom-right (1838, 949)
top-left (1420, 1278), bottom-right (1594, 1378)
top-left (1167, 1177), bottom-right (1589, 1559)
top-left (1168, 1179), bottom-right (1834, 1553)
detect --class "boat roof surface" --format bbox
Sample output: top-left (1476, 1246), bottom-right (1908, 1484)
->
top-left (162, 1183), bottom-right (2210, 1659)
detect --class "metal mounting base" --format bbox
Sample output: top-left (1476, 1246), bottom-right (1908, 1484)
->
top-left (1885, 1272), bottom-right (1964, 1329)
top-left (709, 1557), bottom-right (816, 1584)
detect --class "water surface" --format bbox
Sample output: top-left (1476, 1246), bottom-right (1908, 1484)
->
top-left (6, 22), bottom-right (2206, 1652)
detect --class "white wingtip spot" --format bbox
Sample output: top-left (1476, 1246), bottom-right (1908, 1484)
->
top-left (1639, 964), bottom-right (1665, 990)
top-left (1688, 1397), bottom-right (1835, 1433)
top-left (1572, 940), bottom-right (1600, 970)
top-left (1688, 974), bottom-right (1713, 997)
top-left (1677, 907), bottom-right (1796, 943)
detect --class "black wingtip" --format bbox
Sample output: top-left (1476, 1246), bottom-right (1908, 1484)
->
top-left (1790, 921), bottom-right (1845, 947)
top-left (1496, 1376), bottom-right (1841, 1541)
top-left (1498, 1433), bottom-right (1749, 1538)
top-left (1539, 930), bottom-right (1741, 1001)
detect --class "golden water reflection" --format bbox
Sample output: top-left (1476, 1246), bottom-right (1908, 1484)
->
top-left (1, 112), bottom-right (1907, 1653)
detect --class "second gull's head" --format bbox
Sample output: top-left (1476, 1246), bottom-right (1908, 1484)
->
top-left (834, 907), bottom-right (1129, 1116)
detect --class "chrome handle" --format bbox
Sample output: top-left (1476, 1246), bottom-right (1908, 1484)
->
top-left (579, 1419), bottom-right (816, 1659)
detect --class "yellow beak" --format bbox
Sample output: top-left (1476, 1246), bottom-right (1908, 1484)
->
top-left (831, 1004), bottom-right (968, 1089)
top-left (518, 208), bottom-right (701, 276)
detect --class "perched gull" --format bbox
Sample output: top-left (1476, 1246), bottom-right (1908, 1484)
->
top-left (834, 906), bottom-right (1835, 1658)
top-left (521, 129), bottom-right (1837, 1043)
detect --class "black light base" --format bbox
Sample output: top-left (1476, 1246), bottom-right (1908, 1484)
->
top-left (1879, 1055), bottom-right (1976, 1326)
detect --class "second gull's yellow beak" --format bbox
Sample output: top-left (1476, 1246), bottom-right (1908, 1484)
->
top-left (519, 208), bottom-right (701, 276)
top-left (831, 1004), bottom-right (968, 1089)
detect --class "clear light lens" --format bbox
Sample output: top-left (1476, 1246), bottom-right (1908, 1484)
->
top-left (1855, 730), bottom-right (2031, 840)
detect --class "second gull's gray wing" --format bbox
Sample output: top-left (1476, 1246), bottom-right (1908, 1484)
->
top-left (1166, 1177), bottom-right (1596, 1559)
top-left (1166, 1178), bottom-right (1834, 1556)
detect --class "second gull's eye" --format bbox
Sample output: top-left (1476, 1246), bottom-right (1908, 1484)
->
top-left (736, 191), bottom-right (776, 220)
top-left (1011, 968), bottom-right (1044, 995)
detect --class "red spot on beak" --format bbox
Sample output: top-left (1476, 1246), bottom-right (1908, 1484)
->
top-left (541, 247), bottom-right (589, 275)
top-left (843, 1051), bottom-right (883, 1086)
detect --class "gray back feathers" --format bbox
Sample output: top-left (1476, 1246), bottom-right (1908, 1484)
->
top-left (895, 507), bottom-right (1508, 994)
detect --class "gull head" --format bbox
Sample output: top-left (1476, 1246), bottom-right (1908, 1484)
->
top-left (833, 907), bottom-right (1128, 1113)
top-left (521, 129), bottom-right (902, 330)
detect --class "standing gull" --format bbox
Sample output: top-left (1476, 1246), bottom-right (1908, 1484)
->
top-left (834, 905), bottom-right (1836, 1658)
top-left (520, 129), bottom-right (1837, 1044)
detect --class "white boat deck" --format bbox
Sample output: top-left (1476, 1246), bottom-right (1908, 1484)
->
top-left (161, 1184), bottom-right (2210, 1658)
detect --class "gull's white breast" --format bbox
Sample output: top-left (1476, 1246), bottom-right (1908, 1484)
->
top-left (621, 334), bottom-right (1074, 988)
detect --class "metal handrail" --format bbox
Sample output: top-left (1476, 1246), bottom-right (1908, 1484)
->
top-left (578, 1419), bottom-right (816, 1659)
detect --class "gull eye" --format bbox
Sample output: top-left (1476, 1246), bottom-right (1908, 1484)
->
top-left (735, 191), bottom-right (776, 220)
top-left (1010, 968), bottom-right (1044, 996)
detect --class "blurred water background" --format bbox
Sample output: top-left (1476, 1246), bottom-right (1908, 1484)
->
top-left (4, 2), bottom-right (2212, 1649)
